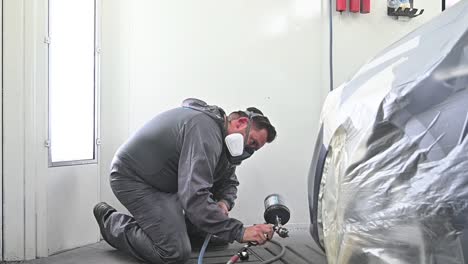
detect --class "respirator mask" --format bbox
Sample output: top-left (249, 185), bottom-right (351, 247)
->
top-left (224, 112), bottom-right (262, 166)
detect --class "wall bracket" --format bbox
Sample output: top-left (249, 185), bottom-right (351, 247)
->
top-left (388, 0), bottom-right (424, 18)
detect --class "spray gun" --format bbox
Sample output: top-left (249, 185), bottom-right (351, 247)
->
top-left (226, 194), bottom-right (291, 264)
top-left (264, 194), bottom-right (290, 238)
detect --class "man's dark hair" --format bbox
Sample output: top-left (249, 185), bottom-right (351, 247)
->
top-left (229, 107), bottom-right (277, 143)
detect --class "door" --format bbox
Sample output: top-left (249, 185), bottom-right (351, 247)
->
top-left (44, 0), bottom-right (100, 254)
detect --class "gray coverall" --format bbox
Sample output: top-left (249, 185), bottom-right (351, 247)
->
top-left (101, 99), bottom-right (245, 263)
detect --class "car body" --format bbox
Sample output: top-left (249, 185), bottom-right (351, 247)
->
top-left (308, 2), bottom-right (468, 263)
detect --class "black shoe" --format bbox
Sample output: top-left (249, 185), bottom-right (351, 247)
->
top-left (93, 202), bottom-right (116, 245)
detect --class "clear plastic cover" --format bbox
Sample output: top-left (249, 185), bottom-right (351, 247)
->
top-left (309, 2), bottom-right (468, 263)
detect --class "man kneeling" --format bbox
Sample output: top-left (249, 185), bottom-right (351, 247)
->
top-left (93, 98), bottom-right (277, 264)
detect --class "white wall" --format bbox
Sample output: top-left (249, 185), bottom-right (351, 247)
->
top-left (0, 0), bottom-right (446, 261)
top-left (100, 1), bottom-right (443, 227)
top-left (100, 0), bottom-right (132, 213)
top-left (331, 0), bottom-right (442, 88)
top-left (2, 0), bottom-right (100, 259)
top-left (100, 1), bottom-right (443, 228)
top-left (3, 0), bottom-right (39, 260)
top-left (100, 0), bottom-right (329, 225)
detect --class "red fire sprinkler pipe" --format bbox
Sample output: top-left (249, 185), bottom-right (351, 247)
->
top-left (350, 0), bottom-right (360, 13)
top-left (336, 0), bottom-right (346, 12)
top-left (361, 0), bottom-right (371, 13)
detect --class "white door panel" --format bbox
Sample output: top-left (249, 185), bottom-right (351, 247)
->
top-left (3, 0), bottom-right (26, 260)
top-left (47, 165), bottom-right (100, 254)
top-left (45, 0), bottom-right (101, 255)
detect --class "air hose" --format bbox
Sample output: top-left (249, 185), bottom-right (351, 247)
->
top-left (259, 239), bottom-right (286, 264)
top-left (198, 194), bottom-right (290, 264)
top-left (197, 234), bottom-right (212, 264)
top-left (225, 239), bottom-right (286, 264)
top-left (197, 234), bottom-right (287, 264)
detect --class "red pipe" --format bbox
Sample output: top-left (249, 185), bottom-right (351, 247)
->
top-left (350, 0), bottom-right (360, 13)
top-left (361, 0), bottom-right (371, 13)
top-left (226, 255), bottom-right (240, 264)
top-left (336, 0), bottom-right (346, 12)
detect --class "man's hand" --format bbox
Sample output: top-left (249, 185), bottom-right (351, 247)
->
top-left (217, 201), bottom-right (229, 216)
top-left (242, 224), bottom-right (274, 245)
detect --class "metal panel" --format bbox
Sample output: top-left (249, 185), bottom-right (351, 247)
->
top-left (23, 0), bottom-right (38, 259)
top-left (2, 0), bottom-right (25, 260)
top-left (3, 0), bottom-right (47, 260)
top-left (35, 0), bottom-right (49, 257)
top-left (0, 0), bottom-right (3, 260)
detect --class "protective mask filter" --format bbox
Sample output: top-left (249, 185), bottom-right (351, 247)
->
top-left (225, 133), bottom-right (256, 166)
top-left (225, 133), bottom-right (244, 157)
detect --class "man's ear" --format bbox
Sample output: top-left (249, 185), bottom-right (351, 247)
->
top-left (236, 117), bottom-right (249, 129)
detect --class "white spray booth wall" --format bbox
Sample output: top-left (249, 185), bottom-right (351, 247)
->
top-left (100, 0), bottom-right (328, 225)
top-left (100, 0), bottom-right (443, 226)
top-left (331, 0), bottom-right (442, 87)
top-left (0, 0), bottom-right (445, 260)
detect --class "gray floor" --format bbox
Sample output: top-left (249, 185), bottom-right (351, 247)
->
top-left (20, 226), bottom-right (326, 264)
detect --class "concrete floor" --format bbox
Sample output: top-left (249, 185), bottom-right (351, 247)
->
top-left (20, 226), bottom-right (326, 264)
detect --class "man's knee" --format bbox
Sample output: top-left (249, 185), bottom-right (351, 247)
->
top-left (156, 239), bottom-right (192, 264)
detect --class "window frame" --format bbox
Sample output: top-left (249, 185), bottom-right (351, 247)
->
top-left (47, 0), bottom-right (100, 167)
